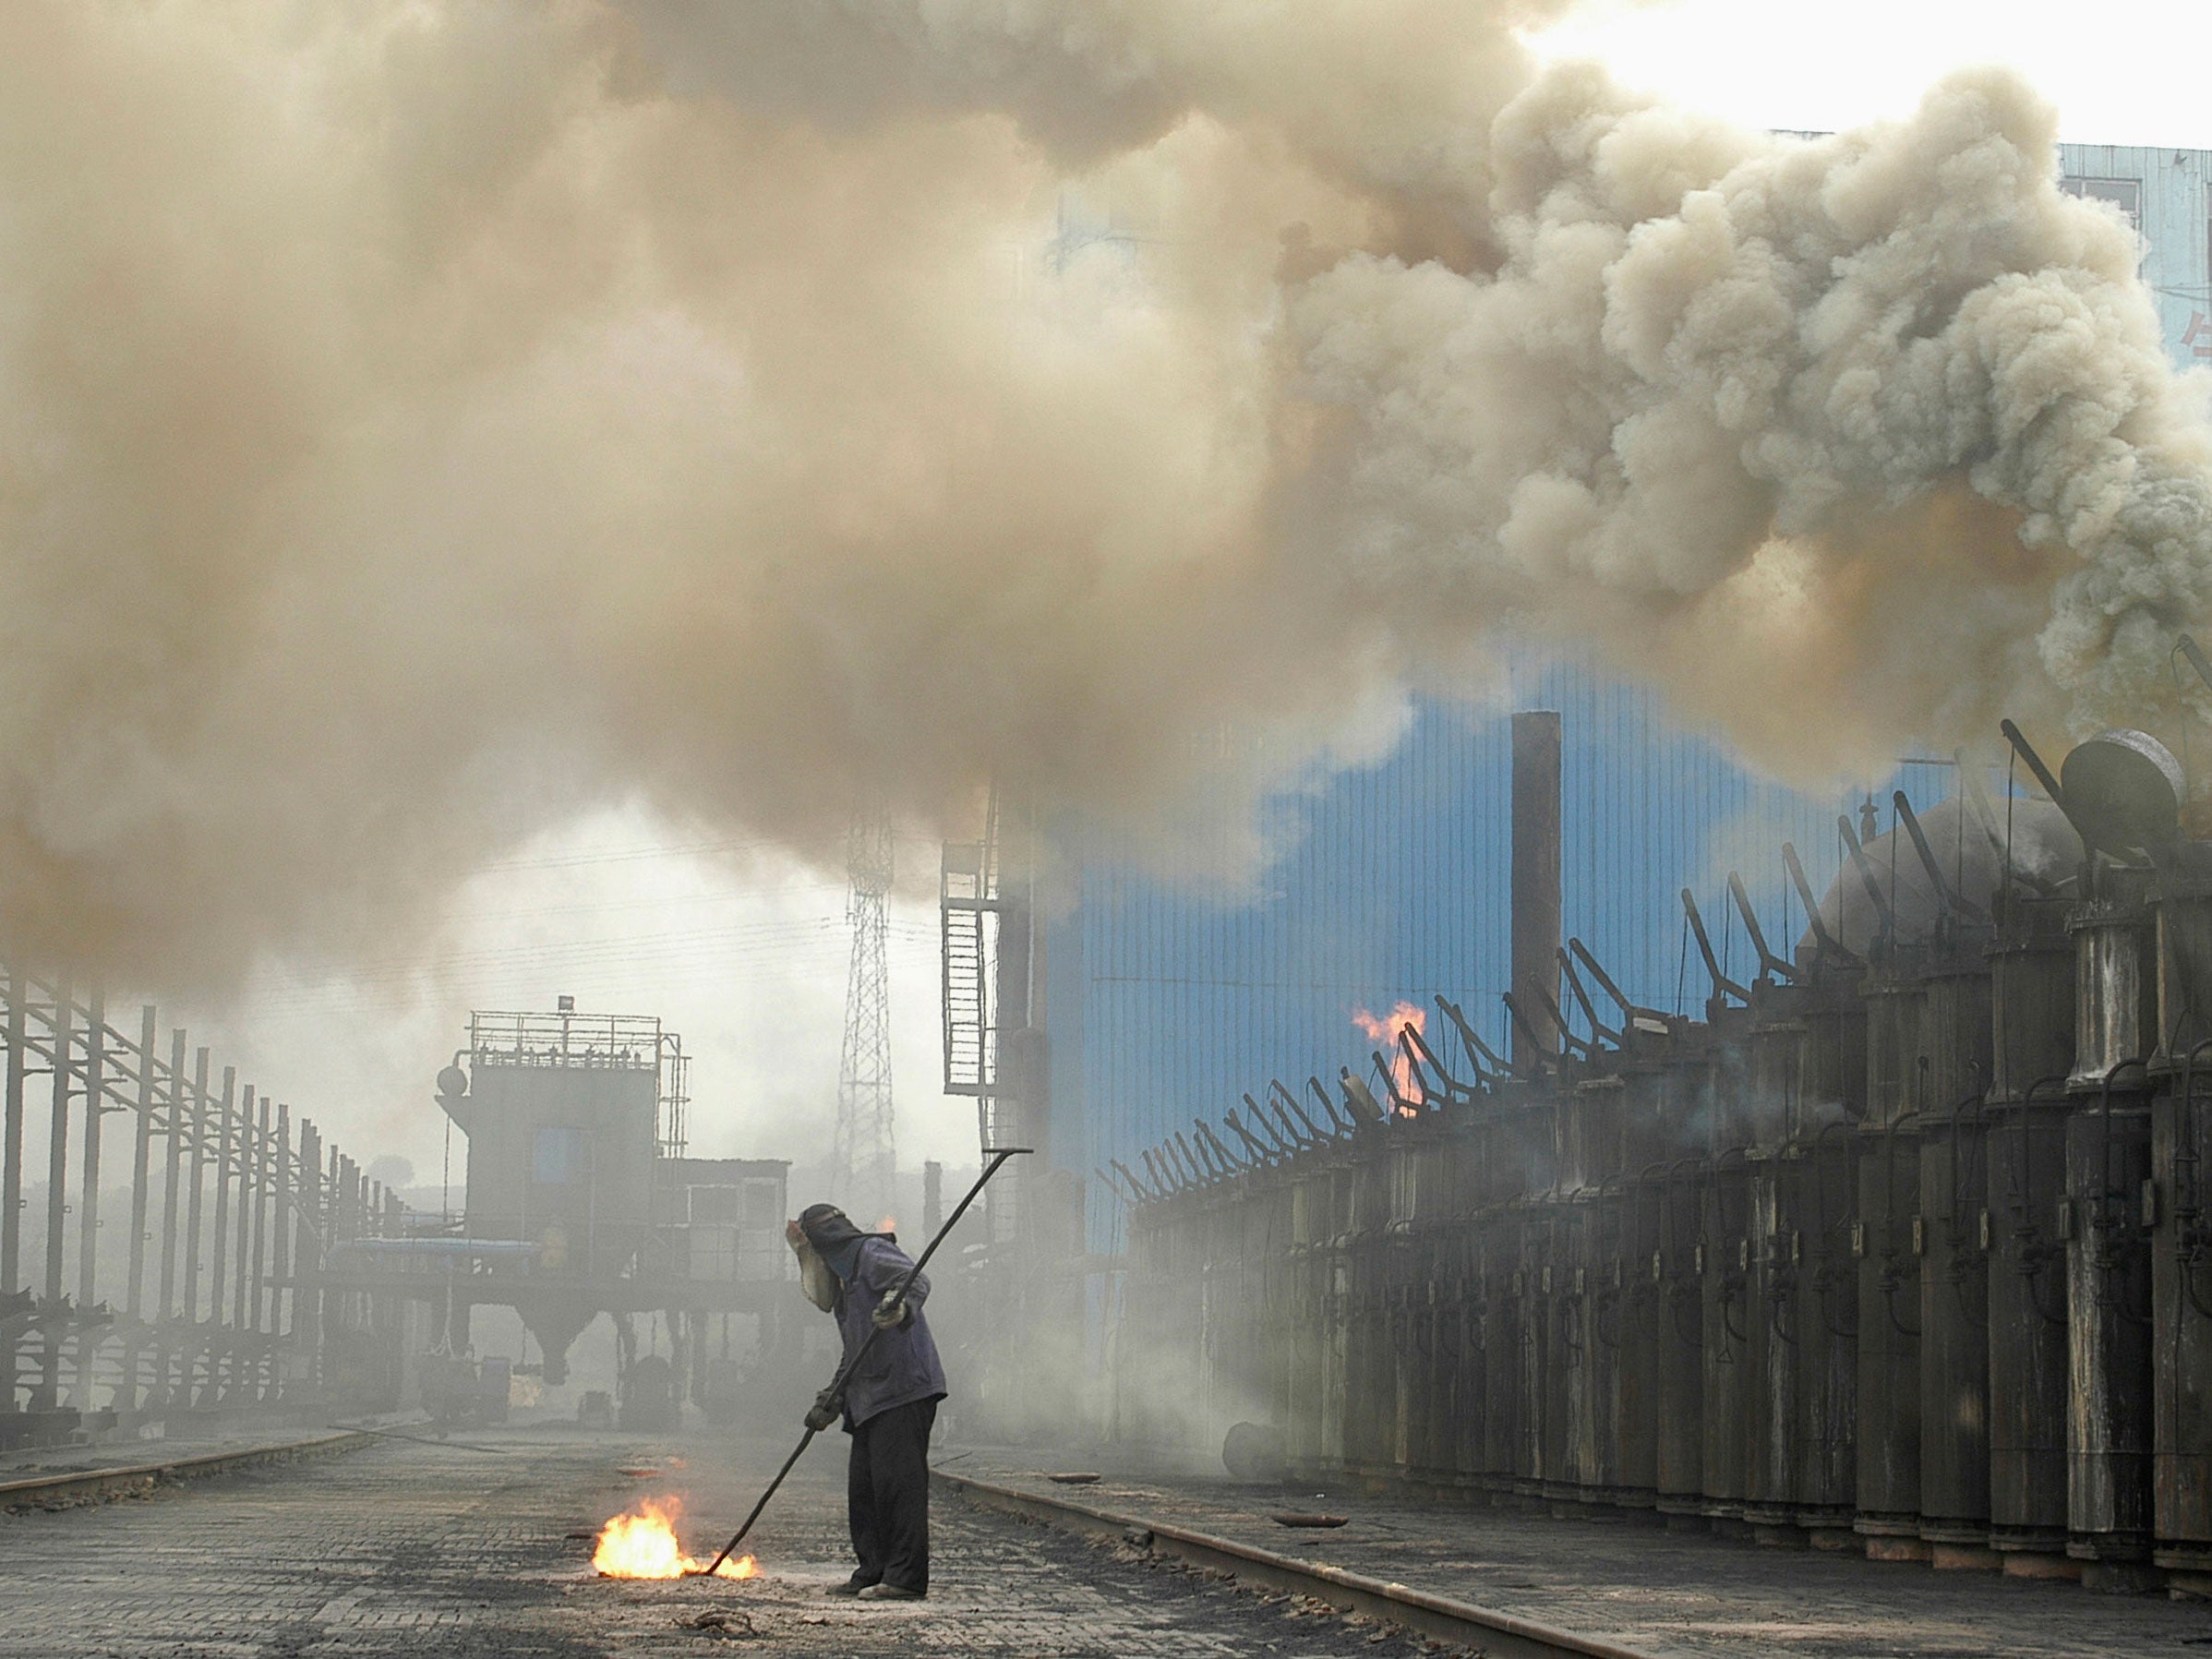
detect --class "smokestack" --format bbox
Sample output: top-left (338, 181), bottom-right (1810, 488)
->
top-left (1511, 711), bottom-right (1562, 1072)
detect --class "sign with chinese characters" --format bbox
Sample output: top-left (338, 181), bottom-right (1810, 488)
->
top-left (2187, 311), bottom-right (2212, 361)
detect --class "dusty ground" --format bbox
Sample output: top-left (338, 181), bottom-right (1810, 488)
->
top-left (950, 1453), bottom-right (2212, 1658)
top-left (0, 1424), bottom-right (1452, 1658)
top-left (12, 1419), bottom-right (2212, 1657)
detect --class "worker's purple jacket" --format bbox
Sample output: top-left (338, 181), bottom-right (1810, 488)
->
top-left (835, 1235), bottom-right (947, 1430)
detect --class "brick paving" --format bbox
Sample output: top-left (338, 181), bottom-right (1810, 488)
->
top-left (0, 1425), bottom-right (1450, 1658)
top-left (952, 1454), bottom-right (2212, 1658)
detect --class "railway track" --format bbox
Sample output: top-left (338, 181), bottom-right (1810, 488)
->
top-left (933, 1467), bottom-right (1655, 1659)
top-left (0, 1428), bottom-right (370, 1510)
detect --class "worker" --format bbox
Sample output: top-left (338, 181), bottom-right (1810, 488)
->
top-left (787, 1204), bottom-right (947, 1601)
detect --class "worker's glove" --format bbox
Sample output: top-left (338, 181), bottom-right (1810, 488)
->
top-left (804, 1388), bottom-right (843, 1433)
top-left (870, 1289), bottom-right (909, 1330)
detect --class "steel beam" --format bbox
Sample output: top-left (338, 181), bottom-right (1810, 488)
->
top-left (40, 975), bottom-right (71, 1411)
top-left (124, 1004), bottom-right (156, 1410)
top-left (75, 986), bottom-right (106, 1411)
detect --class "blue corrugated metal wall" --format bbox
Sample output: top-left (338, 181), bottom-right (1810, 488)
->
top-left (1051, 143), bottom-right (2209, 1252)
top-left (1045, 672), bottom-right (1956, 1248)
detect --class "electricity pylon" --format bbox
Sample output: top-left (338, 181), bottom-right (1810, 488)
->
top-left (832, 805), bottom-right (896, 1226)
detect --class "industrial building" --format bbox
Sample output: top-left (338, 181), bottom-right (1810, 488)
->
top-left (901, 142), bottom-right (2212, 1597)
top-left (1110, 707), bottom-right (2212, 1593)
top-left (1042, 141), bottom-right (2212, 1248)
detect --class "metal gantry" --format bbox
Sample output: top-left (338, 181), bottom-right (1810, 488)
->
top-left (0, 968), bottom-right (403, 1443)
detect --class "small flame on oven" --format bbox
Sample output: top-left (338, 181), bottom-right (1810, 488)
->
top-left (1352, 1002), bottom-right (1427, 1113)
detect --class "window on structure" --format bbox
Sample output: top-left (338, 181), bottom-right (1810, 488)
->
top-left (2061, 175), bottom-right (2142, 233)
top-left (688, 1184), bottom-right (740, 1224)
top-left (742, 1180), bottom-right (783, 1232)
top-left (533, 1125), bottom-right (586, 1184)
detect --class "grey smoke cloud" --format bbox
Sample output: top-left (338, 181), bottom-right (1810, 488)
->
top-left (0, 3), bottom-right (2204, 985)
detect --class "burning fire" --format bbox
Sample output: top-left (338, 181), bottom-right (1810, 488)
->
top-left (1352, 1002), bottom-right (1427, 1113)
top-left (593, 1498), bottom-right (756, 1580)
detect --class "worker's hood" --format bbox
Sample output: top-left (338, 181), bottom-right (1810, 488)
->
top-left (797, 1204), bottom-right (887, 1283)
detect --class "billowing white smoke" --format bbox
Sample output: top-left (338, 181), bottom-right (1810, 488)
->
top-left (1291, 64), bottom-right (2212, 782)
top-left (0, 2), bottom-right (2204, 983)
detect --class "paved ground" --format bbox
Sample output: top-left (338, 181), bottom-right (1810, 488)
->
top-left (951, 1453), bottom-right (2212, 1659)
top-left (0, 1419), bottom-right (348, 1483)
top-left (0, 1423), bottom-right (1452, 1658)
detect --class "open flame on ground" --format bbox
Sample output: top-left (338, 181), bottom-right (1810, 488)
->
top-left (593, 1498), bottom-right (756, 1580)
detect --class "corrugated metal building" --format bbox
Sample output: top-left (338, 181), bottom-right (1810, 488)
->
top-left (1044, 142), bottom-right (2212, 1252)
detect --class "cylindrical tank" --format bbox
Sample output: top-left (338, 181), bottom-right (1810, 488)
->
top-left (1701, 1149), bottom-right (1753, 1533)
top-left (2152, 882), bottom-right (2212, 1589)
top-left (1478, 1204), bottom-right (1521, 1497)
top-left (1543, 1200), bottom-right (1586, 1507)
top-left (1795, 972), bottom-right (1866, 1544)
top-left (1341, 1148), bottom-right (1393, 1478)
top-left (1583, 1184), bottom-right (1629, 1508)
top-left (1985, 898), bottom-right (2076, 1571)
top-left (1615, 1172), bottom-right (1664, 1512)
top-left (1654, 1161), bottom-right (1707, 1523)
top-left (1743, 1146), bottom-right (1801, 1544)
top-left (1857, 966), bottom-right (1928, 1558)
top-left (1797, 1125), bottom-right (1861, 1543)
top-left (2066, 876), bottom-right (2158, 1586)
top-left (1918, 955), bottom-right (1996, 1563)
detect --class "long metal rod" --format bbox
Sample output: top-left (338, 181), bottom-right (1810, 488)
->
top-left (692, 1147), bottom-right (1031, 1578)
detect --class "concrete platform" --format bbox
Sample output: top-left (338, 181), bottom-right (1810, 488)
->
top-left (943, 1453), bottom-right (2212, 1657)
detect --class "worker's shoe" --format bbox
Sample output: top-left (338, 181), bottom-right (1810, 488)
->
top-left (824, 1578), bottom-right (874, 1597)
top-left (856, 1582), bottom-right (924, 1601)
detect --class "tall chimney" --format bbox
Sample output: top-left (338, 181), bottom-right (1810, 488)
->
top-left (1511, 710), bottom-right (1562, 1072)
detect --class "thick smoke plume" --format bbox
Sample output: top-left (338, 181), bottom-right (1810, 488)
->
top-left (0, 2), bottom-right (2206, 982)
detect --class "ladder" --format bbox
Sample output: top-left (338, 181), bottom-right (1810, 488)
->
top-left (941, 840), bottom-right (996, 1096)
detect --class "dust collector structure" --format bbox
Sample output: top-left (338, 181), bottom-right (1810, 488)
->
top-left (421, 1002), bottom-right (792, 1407)
top-left (1112, 691), bottom-right (2212, 1595)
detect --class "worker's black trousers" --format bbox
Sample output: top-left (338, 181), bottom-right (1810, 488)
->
top-left (847, 1397), bottom-right (937, 1594)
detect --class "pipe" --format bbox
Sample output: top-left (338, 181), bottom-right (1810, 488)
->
top-left (1394, 1028), bottom-right (1441, 1105)
top-left (1269, 1080), bottom-right (1326, 1144)
top-left (1893, 790), bottom-right (1988, 925)
top-left (1567, 940), bottom-right (1675, 1034)
top-left (1224, 1112), bottom-right (1276, 1167)
top-left (1534, 984), bottom-right (1595, 1060)
top-left (1725, 872), bottom-right (1797, 982)
top-left (1680, 889), bottom-right (1750, 1005)
top-left (1557, 947), bottom-right (1621, 1048)
top-left (1434, 994), bottom-right (1510, 1079)
top-left (1237, 1100), bottom-right (1294, 1157)
top-left (1499, 994), bottom-right (1555, 1079)
top-left (2001, 717), bottom-right (2099, 858)
top-left (1400, 1027), bottom-right (1476, 1104)
top-left (1781, 842), bottom-right (1861, 970)
top-left (1196, 1121), bottom-right (1247, 1174)
top-left (1308, 1076), bottom-right (1356, 1137)
top-left (1836, 814), bottom-right (1895, 946)
top-left (1371, 1052), bottom-right (1415, 1117)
